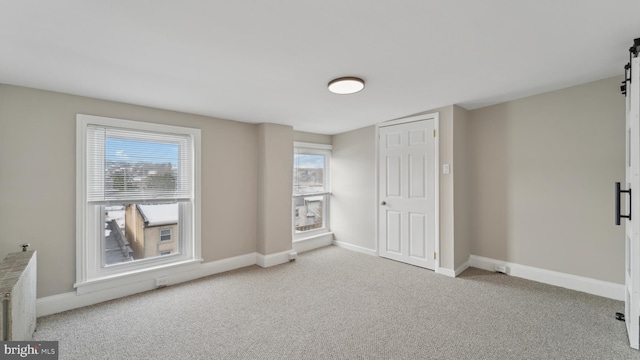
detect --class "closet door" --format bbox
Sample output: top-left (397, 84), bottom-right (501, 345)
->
top-left (378, 115), bottom-right (437, 270)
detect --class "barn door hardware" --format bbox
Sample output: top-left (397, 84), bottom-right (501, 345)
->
top-left (622, 63), bottom-right (630, 95)
top-left (622, 38), bottom-right (640, 96)
top-left (616, 182), bottom-right (632, 225)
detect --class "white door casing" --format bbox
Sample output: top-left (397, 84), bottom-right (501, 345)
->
top-left (378, 114), bottom-right (438, 270)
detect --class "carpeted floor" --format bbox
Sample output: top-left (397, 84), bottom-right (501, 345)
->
top-left (34, 246), bottom-right (640, 359)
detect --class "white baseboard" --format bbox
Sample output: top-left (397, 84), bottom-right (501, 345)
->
top-left (438, 261), bottom-right (470, 278)
top-left (437, 268), bottom-right (456, 277)
top-left (333, 240), bottom-right (377, 256)
top-left (37, 252), bottom-right (257, 317)
top-left (455, 260), bottom-right (470, 276)
top-left (293, 233), bottom-right (334, 253)
top-left (256, 249), bottom-right (296, 268)
top-left (469, 255), bottom-right (624, 301)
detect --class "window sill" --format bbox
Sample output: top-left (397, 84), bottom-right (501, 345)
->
top-left (293, 232), bottom-right (334, 253)
top-left (294, 227), bottom-right (331, 242)
top-left (74, 258), bottom-right (203, 295)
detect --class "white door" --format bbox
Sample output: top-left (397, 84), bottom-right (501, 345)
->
top-left (378, 116), bottom-right (437, 269)
top-left (623, 50), bottom-right (640, 350)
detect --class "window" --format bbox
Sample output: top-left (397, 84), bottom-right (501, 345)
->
top-left (293, 142), bottom-right (331, 239)
top-left (160, 229), bottom-right (172, 242)
top-left (76, 114), bottom-right (201, 289)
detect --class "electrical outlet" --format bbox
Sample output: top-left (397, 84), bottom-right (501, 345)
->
top-left (289, 252), bottom-right (297, 261)
top-left (155, 277), bottom-right (169, 287)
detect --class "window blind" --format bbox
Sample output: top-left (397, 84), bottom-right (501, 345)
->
top-left (86, 125), bottom-right (193, 204)
top-left (293, 147), bottom-right (328, 196)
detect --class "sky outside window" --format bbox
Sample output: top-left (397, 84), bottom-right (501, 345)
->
top-left (294, 153), bottom-right (325, 194)
top-left (294, 154), bottom-right (324, 168)
top-left (106, 138), bottom-right (178, 166)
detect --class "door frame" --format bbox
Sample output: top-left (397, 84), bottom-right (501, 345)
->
top-left (375, 112), bottom-right (440, 273)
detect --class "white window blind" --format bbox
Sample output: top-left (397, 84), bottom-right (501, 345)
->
top-left (86, 125), bottom-right (193, 204)
top-left (293, 147), bottom-right (329, 196)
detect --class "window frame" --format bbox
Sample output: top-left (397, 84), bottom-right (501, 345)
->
top-left (75, 114), bottom-right (201, 293)
top-left (160, 228), bottom-right (172, 242)
top-left (292, 142), bottom-right (332, 241)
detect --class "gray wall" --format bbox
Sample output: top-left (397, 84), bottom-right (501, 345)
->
top-left (0, 84), bottom-right (294, 298)
top-left (469, 76), bottom-right (625, 283)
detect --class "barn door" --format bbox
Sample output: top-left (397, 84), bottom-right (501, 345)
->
top-left (621, 39), bottom-right (640, 350)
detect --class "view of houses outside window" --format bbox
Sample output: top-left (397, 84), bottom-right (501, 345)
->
top-left (102, 139), bottom-right (181, 266)
top-left (293, 146), bottom-right (330, 234)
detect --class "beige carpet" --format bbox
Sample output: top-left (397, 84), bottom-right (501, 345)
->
top-left (34, 246), bottom-right (640, 359)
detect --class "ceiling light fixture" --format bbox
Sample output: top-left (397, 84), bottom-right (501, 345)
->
top-left (328, 77), bottom-right (365, 95)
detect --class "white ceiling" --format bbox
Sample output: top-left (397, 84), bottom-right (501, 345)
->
top-left (1, 1), bottom-right (639, 135)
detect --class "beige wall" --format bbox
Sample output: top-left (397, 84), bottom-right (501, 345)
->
top-left (469, 76), bottom-right (625, 283)
top-left (330, 76), bottom-right (624, 284)
top-left (330, 109), bottom-right (460, 272)
top-left (125, 205), bottom-right (146, 259)
top-left (0, 84), bottom-right (260, 297)
top-left (0, 74), bottom-right (625, 300)
top-left (331, 126), bottom-right (376, 250)
top-left (435, 106), bottom-right (455, 270)
top-left (293, 131), bottom-right (332, 145)
top-left (429, 104), bottom-right (470, 272)
top-left (257, 123), bottom-right (294, 255)
top-left (453, 106), bottom-right (471, 270)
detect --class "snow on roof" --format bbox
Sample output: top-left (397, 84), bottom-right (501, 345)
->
top-left (137, 203), bottom-right (178, 226)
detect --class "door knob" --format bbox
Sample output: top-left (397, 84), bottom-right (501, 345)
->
top-left (381, 201), bottom-right (387, 205)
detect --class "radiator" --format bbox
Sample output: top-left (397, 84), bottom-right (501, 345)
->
top-left (0, 250), bottom-right (37, 341)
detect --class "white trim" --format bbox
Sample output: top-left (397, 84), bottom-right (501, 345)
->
top-left (293, 232), bottom-right (334, 253)
top-left (75, 114), bottom-right (202, 289)
top-left (76, 119), bottom-right (88, 286)
top-left (437, 268), bottom-right (456, 277)
top-left (256, 249), bottom-right (296, 268)
top-left (292, 192), bottom-right (331, 198)
top-left (469, 255), bottom-right (624, 301)
top-left (437, 260), bottom-right (470, 278)
top-left (433, 113), bottom-right (440, 273)
top-left (160, 228), bottom-right (172, 242)
top-left (333, 240), bottom-right (377, 256)
top-left (374, 126), bottom-right (380, 256)
top-left (455, 260), bottom-right (470, 276)
top-left (380, 113), bottom-right (438, 128)
top-left (37, 252), bottom-right (257, 317)
top-left (375, 112), bottom-right (440, 271)
top-left (75, 259), bottom-right (203, 295)
top-left (293, 144), bottom-right (332, 242)
top-left (293, 141), bottom-right (332, 150)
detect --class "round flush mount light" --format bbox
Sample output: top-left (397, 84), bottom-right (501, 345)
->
top-left (328, 77), bottom-right (365, 95)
